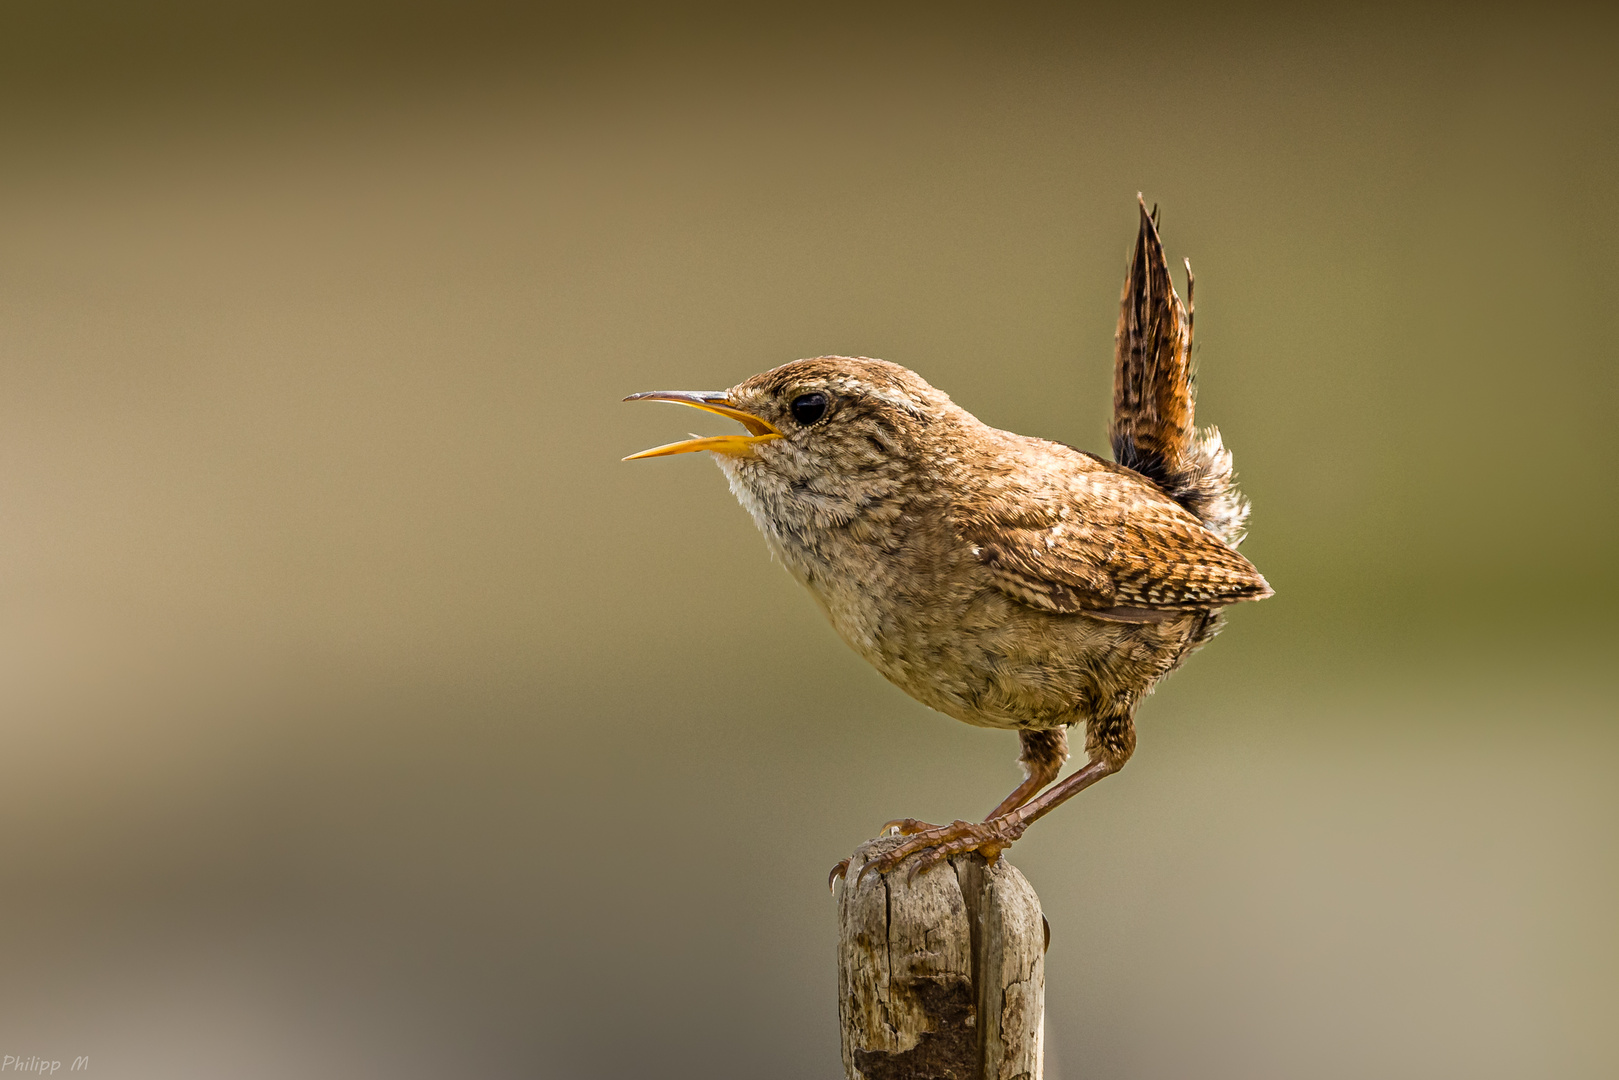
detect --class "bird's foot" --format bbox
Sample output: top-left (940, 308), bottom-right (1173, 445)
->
top-left (857, 816), bottom-right (1029, 882)
top-left (828, 819), bottom-right (942, 887)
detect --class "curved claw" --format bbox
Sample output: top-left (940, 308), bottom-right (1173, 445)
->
top-left (828, 857), bottom-right (852, 893)
top-left (879, 817), bottom-right (941, 838)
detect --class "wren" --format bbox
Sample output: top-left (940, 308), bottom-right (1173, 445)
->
top-left (624, 198), bottom-right (1271, 879)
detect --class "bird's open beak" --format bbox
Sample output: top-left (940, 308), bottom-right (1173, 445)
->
top-left (621, 391), bottom-right (784, 460)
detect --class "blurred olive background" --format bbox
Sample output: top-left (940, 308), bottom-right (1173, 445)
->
top-left (1, 3), bottom-right (1615, 1078)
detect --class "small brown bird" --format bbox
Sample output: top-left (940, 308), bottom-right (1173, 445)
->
top-left (625, 198), bottom-right (1270, 880)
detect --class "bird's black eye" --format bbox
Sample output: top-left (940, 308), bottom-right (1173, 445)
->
top-left (790, 392), bottom-right (829, 425)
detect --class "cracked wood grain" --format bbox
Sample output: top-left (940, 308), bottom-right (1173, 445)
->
top-left (836, 834), bottom-right (1045, 1079)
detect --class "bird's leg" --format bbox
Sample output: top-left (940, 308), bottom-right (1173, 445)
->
top-left (858, 711), bottom-right (1135, 881)
top-left (1013, 710), bottom-right (1134, 827)
top-left (987, 728), bottom-right (1070, 819)
top-left (875, 727), bottom-right (1069, 842)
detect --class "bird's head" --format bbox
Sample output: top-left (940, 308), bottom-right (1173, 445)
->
top-left (624, 356), bottom-right (959, 524)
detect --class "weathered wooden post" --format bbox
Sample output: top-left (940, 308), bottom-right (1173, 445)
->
top-left (835, 833), bottom-right (1046, 1080)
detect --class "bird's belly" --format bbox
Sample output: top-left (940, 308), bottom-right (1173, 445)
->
top-left (818, 578), bottom-right (1198, 731)
top-left (753, 507), bottom-right (1201, 731)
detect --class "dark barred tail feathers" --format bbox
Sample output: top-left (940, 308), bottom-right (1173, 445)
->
top-left (1111, 197), bottom-right (1251, 547)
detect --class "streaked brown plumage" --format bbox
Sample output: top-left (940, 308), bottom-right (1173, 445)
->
top-left (625, 198), bottom-right (1270, 878)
